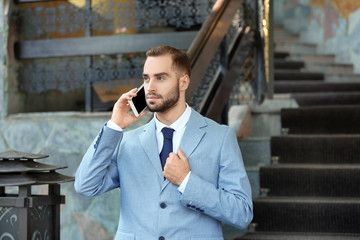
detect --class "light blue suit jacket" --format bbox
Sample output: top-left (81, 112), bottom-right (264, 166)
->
top-left (75, 109), bottom-right (253, 240)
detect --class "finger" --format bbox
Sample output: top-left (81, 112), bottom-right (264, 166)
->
top-left (129, 88), bottom-right (138, 97)
top-left (177, 149), bottom-right (186, 159)
top-left (121, 88), bottom-right (138, 100)
top-left (169, 152), bottom-right (179, 160)
top-left (119, 95), bottom-right (132, 104)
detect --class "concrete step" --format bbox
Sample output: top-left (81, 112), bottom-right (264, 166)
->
top-left (275, 70), bottom-right (324, 81)
top-left (271, 135), bottom-right (360, 164)
top-left (239, 137), bottom-right (271, 199)
top-left (274, 51), bottom-right (290, 59)
top-left (274, 34), bottom-right (300, 43)
top-left (274, 27), bottom-right (299, 37)
top-left (237, 232), bottom-right (360, 240)
top-left (292, 91), bottom-right (360, 106)
top-left (325, 72), bottom-right (360, 82)
top-left (252, 197), bottom-right (360, 233)
top-left (275, 60), bottom-right (353, 73)
top-left (249, 97), bottom-right (298, 137)
top-left (281, 105), bottom-right (360, 134)
top-left (275, 42), bottom-right (318, 54)
top-left (274, 59), bottom-right (305, 69)
top-left (288, 53), bottom-right (336, 63)
top-left (246, 166), bottom-right (260, 199)
top-left (274, 81), bottom-right (360, 93)
top-left (239, 137), bottom-right (271, 167)
top-left (304, 62), bottom-right (354, 73)
top-left (261, 164), bottom-right (360, 197)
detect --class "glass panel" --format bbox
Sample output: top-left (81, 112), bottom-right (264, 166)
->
top-left (29, 206), bottom-right (54, 240)
top-left (91, 53), bottom-right (145, 111)
top-left (14, 0), bottom-right (217, 112)
top-left (18, 57), bottom-right (87, 93)
top-left (16, 0), bottom-right (216, 40)
top-left (17, 1), bottom-right (87, 40)
top-left (18, 57), bottom-right (87, 112)
top-left (0, 207), bottom-right (19, 239)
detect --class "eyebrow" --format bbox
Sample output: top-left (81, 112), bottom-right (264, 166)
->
top-left (142, 72), bottom-right (170, 78)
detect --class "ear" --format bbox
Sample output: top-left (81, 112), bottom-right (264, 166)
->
top-left (179, 75), bottom-right (190, 91)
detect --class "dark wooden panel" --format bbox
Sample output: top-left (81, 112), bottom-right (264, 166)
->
top-left (0, 150), bottom-right (48, 160)
top-left (0, 160), bottom-right (66, 173)
top-left (16, 31), bottom-right (197, 59)
top-left (0, 196), bottom-right (27, 207)
top-left (0, 172), bottom-right (74, 187)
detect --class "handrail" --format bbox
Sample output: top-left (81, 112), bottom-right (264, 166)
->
top-left (205, 27), bottom-right (254, 121)
top-left (186, 0), bottom-right (243, 103)
top-left (186, 0), bottom-right (268, 123)
top-left (187, 0), bottom-right (228, 62)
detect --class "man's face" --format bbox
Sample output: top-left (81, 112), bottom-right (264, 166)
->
top-left (143, 55), bottom-right (181, 113)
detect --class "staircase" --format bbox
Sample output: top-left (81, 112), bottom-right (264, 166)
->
top-left (237, 26), bottom-right (360, 239)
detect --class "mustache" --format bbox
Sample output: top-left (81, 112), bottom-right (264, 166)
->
top-left (146, 93), bottom-right (163, 99)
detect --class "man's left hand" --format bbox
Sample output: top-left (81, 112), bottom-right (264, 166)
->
top-left (163, 149), bottom-right (190, 185)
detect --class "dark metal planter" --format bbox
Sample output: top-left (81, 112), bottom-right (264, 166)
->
top-left (0, 150), bottom-right (74, 240)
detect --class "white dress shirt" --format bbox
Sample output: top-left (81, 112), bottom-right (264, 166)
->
top-left (107, 104), bottom-right (192, 193)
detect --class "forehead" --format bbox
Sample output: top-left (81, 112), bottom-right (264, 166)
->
top-left (143, 55), bottom-right (174, 75)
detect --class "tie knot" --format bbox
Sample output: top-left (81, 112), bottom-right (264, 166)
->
top-left (162, 127), bottom-right (174, 140)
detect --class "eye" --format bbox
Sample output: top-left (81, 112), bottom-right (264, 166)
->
top-left (157, 76), bottom-right (164, 81)
top-left (143, 76), bottom-right (149, 82)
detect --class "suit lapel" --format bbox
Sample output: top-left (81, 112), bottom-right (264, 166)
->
top-left (139, 119), bottom-right (164, 179)
top-left (179, 110), bottom-right (207, 159)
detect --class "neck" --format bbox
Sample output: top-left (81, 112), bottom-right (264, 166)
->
top-left (156, 101), bottom-right (187, 126)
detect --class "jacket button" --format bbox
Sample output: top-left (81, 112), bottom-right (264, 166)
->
top-left (160, 202), bottom-right (167, 209)
top-left (159, 236), bottom-right (165, 240)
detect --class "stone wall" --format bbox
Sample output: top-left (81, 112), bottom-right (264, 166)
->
top-left (0, 112), bottom-right (150, 239)
top-left (274, 0), bottom-right (360, 73)
top-left (0, 1), bottom-right (5, 119)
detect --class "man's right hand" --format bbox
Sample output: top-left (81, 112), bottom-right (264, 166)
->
top-left (110, 88), bottom-right (147, 129)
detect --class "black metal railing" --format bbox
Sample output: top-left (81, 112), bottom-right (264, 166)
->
top-left (12, 0), bottom-right (269, 121)
top-left (186, 0), bottom-right (268, 123)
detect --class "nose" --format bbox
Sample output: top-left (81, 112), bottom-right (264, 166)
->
top-left (145, 78), bottom-right (156, 92)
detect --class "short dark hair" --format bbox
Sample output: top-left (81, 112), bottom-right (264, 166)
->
top-left (146, 45), bottom-right (191, 78)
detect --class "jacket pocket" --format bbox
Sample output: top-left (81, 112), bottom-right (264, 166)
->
top-left (115, 230), bottom-right (135, 240)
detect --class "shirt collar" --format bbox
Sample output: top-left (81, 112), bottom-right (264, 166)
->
top-left (155, 104), bottom-right (192, 133)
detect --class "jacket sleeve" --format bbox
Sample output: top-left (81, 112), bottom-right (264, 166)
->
top-left (179, 127), bottom-right (253, 229)
top-left (74, 125), bottom-right (123, 196)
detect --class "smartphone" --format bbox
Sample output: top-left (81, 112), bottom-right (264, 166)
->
top-left (128, 85), bottom-right (147, 117)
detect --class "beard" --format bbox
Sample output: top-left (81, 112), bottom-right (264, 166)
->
top-left (146, 83), bottom-right (180, 113)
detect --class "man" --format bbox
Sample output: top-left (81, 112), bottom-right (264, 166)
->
top-left (75, 45), bottom-right (253, 239)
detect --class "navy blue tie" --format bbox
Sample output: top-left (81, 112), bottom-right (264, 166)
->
top-left (160, 127), bottom-right (174, 170)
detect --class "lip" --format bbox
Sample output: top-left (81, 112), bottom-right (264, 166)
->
top-left (146, 94), bottom-right (161, 100)
top-left (146, 96), bottom-right (159, 100)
